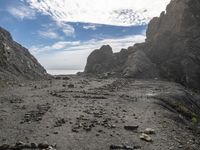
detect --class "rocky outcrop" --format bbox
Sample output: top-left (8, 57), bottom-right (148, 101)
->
top-left (84, 0), bottom-right (200, 90)
top-left (0, 26), bottom-right (48, 81)
top-left (84, 45), bottom-right (115, 74)
top-left (84, 45), bottom-right (159, 79)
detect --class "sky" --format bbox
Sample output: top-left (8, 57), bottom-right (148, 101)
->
top-left (0, 0), bottom-right (171, 74)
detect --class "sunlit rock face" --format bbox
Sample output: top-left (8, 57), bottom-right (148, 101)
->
top-left (84, 0), bottom-right (200, 90)
top-left (0, 27), bottom-right (48, 81)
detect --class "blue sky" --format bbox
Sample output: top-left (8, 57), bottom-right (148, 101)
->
top-left (0, 0), bottom-right (170, 74)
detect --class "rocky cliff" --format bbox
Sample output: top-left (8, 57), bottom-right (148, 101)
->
top-left (84, 0), bottom-right (200, 90)
top-left (0, 27), bottom-right (47, 81)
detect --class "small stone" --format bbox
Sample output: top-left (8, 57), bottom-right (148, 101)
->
top-left (68, 84), bottom-right (74, 88)
top-left (30, 142), bottom-right (38, 148)
top-left (52, 143), bottom-right (57, 148)
top-left (98, 130), bottom-right (103, 133)
top-left (84, 126), bottom-right (92, 131)
top-left (46, 146), bottom-right (56, 150)
top-left (110, 144), bottom-right (123, 149)
top-left (15, 141), bottom-right (26, 148)
top-left (111, 125), bottom-right (116, 128)
top-left (72, 128), bottom-right (79, 133)
top-left (63, 76), bottom-right (70, 80)
top-left (140, 133), bottom-right (153, 142)
top-left (53, 131), bottom-right (58, 134)
top-left (19, 83), bottom-right (25, 87)
top-left (144, 128), bottom-right (155, 134)
top-left (178, 145), bottom-right (183, 148)
top-left (38, 141), bottom-right (49, 149)
top-left (124, 125), bottom-right (139, 131)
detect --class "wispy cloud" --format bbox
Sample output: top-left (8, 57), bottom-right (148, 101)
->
top-left (26, 0), bottom-right (170, 26)
top-left (39, 22), bottom-right (75, 38)
top-left (30, 34), bottom-right (146, 71)
top-left (58, 23), bottom-right (75, 36)
top-left (8, 4), bottom-right (36, 20)
top-left (83, 24), bottom-right (97, 30)
top-left (38, 30), bottom-right (63, 40)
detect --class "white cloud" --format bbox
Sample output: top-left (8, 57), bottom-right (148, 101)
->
top-left (26, 0), bottom-right (170, 26)
top-left (8, 5), bottom-right (36, 20)
top-left (30, 34), bottom-right (146, 73)
top-left (83, 24), bottom-right (97, 30)
top-left (58, 23), bottom-right (75, 36)
top-left (38, 30), bottom-right (63, 40)
top-left (38, 22), bottom-right (75, 39)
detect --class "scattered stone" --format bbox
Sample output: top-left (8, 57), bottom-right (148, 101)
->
top-left (68, 84), bottom-right (75, 88)
top-left (38, 141), bottom-right (49, 149)
top-left (140, 133), bottom-right (153, 142)
top-left (72, 128), bottom-right (79, 133)
top-left (110, 144), bottom-right (139, 150)
top-left (15, 141), bottom-right (27, 148)
top-left (10, 97), bottom-right (23, 104)
top-left (22, 103), bottom-right (51, 123)
top-left (53, 131), bottom-right (58, 134)
top-left (30, 143), bottom-right (37, 148)
top-left (46, 146), bottom-right (57, 150)
top-left (54, 76), bottom-right (62, 80)
top-left (19, 83), bottom-right (25, 87)
top-left (62, 76), bottom-right (70, 80)
top-left (54, 118), bottom-right (66, 127)
top-left (144, 128), bottom-right (155, 134)
top-left (124, 125), bottom-right (139, 131)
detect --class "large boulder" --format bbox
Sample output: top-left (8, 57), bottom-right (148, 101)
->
top-left (0, 26), bottom-right (48, 81)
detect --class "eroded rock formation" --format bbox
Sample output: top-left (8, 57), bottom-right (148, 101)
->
top-left (84, 0), bottom-right (200, 90)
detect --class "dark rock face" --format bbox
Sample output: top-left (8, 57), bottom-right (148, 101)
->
top-left (0, 27), bottom-right (47, 81)
top-left (84, 45), bottom-right (115, 74)
top-left (144, 0), bottom-right (200, 89)
top-left (84, 0), bottom-right (200, 90)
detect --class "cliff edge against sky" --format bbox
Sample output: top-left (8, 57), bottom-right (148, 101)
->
top-left (84, 0), bottom-right (200, 90)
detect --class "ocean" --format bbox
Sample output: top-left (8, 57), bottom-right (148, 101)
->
top-left (47, 69), bottom-right (83, 75)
